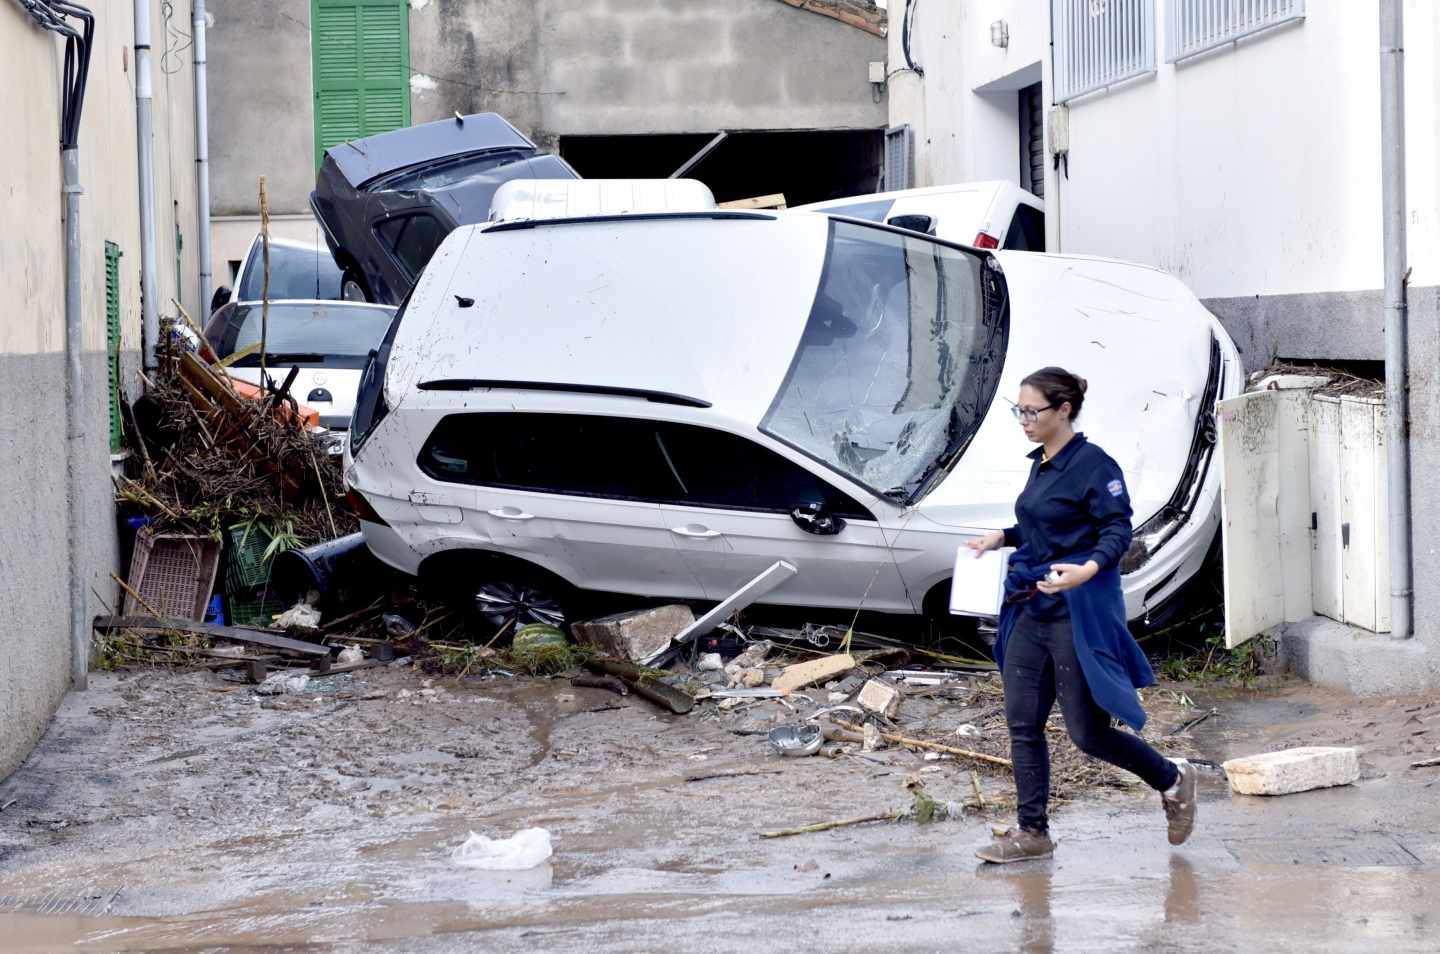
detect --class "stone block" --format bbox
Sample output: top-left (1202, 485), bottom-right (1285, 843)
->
top-left (1222, 746), bottom-right (1361, 796)
top-left (857, 678), bottom-right (901, 719)
top-left (572, 605), bottom-right (695, 663)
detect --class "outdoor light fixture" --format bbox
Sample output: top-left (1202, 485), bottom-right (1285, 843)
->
top-left (990, 19), bottom-right (1009, 48)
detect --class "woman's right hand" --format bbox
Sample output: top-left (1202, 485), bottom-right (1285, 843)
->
top-left (967, 530), bottom-right (1006, 558)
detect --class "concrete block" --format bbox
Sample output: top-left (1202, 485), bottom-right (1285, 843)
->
top-left (772, 653), bottom-right (856, 692)
top-left (1222, 746), bottom-right (1361, 796)
top-left (857, 678), bottom-right (901, 719)
top-left (572, 605), bottom-right (695, 663)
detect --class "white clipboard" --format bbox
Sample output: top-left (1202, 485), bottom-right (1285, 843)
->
top-left (949, 546), bottom-right (1013, 618)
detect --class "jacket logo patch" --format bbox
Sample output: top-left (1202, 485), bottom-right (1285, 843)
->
top-left (1107, 479), bottom-right (1124, 497)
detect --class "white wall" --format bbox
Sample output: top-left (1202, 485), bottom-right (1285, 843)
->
top-left (886, 0), bottom-right (1048, 188)
top-left (1051, 0), bottom-right (1438, 297)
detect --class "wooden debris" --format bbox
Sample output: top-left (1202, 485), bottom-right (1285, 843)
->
top-left (93, 615), bottom-right (329, 658)
top-left (835, 719), bottom-right (1013, 770)
top-left (772, 653), bottom-right (857, 692)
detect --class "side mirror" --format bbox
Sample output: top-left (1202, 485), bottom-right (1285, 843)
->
top-left (209, 285), bottom-right (232, 315)
top-left (886, 214), bottom-right (937, 235)
top-left (791, 501), bottom-right (846, 536)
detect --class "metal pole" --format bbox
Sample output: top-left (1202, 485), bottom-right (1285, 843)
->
top-left (62, 146), bottom-right (89, 690)
top-left (1379, 0), bottom-right (1413, 639)
top-left (135, 0), bottom-right (161, 369)
top-left (192, 0), bottom-right (212, 315)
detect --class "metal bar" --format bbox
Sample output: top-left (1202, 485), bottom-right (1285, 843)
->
top-left (134, 0), bottom-right (160, 369)
top-left (63, 146), bottom-right (87, 690)
top-left (1379, 0), bottom-right (1413, 638)
top-left (670, 131), bottom-right (728, 179)
top-left (193, 0), bottom-right (212, 315)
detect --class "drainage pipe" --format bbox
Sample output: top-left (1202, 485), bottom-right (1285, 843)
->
top-left (192, 0), bottom-right (212, 314)
top-left (1379, 0), bottom-right (1413, 640)
top-left (135, 0), bottom-right (161, 368)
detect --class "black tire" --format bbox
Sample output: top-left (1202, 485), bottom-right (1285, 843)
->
top-left (341, 266), bottom-right (371, 303)
top-left (922, 581), bottom-right (988, 655)
top-left (429, 556), bottom-right (573, 642)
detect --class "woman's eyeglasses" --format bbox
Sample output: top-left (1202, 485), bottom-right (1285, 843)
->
top-left (1009, 402), bottom-right (1058, 423)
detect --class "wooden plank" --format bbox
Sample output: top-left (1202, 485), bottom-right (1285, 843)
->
top-left (717, 193), bottom-right (787, 211)
top-left (1310, 397), bottom-right (1344, 622)
top-left (93, 615), bottom-right (329, 657)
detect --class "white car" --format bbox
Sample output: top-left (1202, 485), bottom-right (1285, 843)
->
top-left (203, 300), bottom-right (396, 429)
top-left (343, 205), bottom-right (1238, 636)
top-left (796, 181), bottom-right (1045, 251)
top-left (210, 235), bottom-right (347, 315)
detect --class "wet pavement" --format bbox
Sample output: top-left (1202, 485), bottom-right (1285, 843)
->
top-left (0, 668), bottom-right (1436, 952)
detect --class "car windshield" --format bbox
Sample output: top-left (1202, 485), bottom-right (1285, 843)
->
top-left (222, 303), bottom-right (395, 369)
top-left (237, 242), bottom-right (344, 301)
top-left (762, 220), bottom-right (1004, 503)
top-left (366, 148), bottom-right (533, 192)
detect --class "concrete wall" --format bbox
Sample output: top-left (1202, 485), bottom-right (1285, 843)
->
top-left (0, 1), bottom-right (199, 779)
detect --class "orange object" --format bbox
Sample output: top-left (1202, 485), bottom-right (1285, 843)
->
top-left (232, 379), bottom-right (321, 429)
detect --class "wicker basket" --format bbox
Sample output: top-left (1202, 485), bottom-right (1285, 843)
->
top-left (123, 529), bottom-right (221, 620)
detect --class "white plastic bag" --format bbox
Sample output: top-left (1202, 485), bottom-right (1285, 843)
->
top-left (451, 828), bottom-right (552, 870)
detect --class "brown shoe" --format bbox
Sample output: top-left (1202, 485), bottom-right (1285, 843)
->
top-left (975, 827), bottom-right (1055, 864)
top-left (1163, 761), bottom-right (1198, 846)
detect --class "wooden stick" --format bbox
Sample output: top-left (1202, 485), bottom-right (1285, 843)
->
top-left (111, 572), bottom-right (166, 619)
top-left (259, 175), bottom-right (270, 379)
top-left (759, 810), bottom-right (900, 839)
top-left (970, 769), bottom-right (986, 810)
top-left (835, 720), bottom-right (1013, 770)
top-left (1410, 757), bottom-right (1440, 769)
top-left (309, 446), bottom-right (338, 538)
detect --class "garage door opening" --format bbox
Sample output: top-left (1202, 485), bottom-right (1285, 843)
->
top-left (558, 129), bottom-right (885, 208)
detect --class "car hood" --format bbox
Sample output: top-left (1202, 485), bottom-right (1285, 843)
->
top-left (919, 252), bottom-right (1216, 528)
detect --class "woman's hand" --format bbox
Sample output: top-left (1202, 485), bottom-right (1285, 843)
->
top-left (966, 530), bottom-right (1007, 558)
top-left (1037, 560), bottom-right (1100, 594)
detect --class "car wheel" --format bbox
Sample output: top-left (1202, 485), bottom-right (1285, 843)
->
top-left (341, 267), bottom-right (371, 303)
top-left (468, 573), bottom-right (570, 641)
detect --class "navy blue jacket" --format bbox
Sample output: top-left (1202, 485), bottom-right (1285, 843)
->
top-left (993, 434), bottom-right (1156, 730)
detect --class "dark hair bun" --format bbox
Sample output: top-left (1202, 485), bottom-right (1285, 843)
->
top-left (1077, 376), bottom-right (1089, 395)
top-left (1020, 366), bottom-right (1088, 421)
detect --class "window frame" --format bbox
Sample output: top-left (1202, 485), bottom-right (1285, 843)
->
top-left (1050, 0), bottom-right (1157, 104)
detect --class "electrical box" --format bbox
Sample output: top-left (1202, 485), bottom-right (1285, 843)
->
top-left (869, 61), bottom-right (887, 84)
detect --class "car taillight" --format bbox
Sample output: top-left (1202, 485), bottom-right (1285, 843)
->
top-left (972, 232), bottom-right (1000, 249)
top-left (346, 487), bottom-right (390, 527)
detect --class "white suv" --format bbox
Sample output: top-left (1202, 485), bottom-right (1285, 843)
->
top-left (796, 181), bottom-right (1045, 251)
top-left (344, 202), bottom-right (1238, 635)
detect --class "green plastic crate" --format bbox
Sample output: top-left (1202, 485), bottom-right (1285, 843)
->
top-left (227, 588), bottom-right (283, 628)
top-left (226, 523), bottom-right (274, 592)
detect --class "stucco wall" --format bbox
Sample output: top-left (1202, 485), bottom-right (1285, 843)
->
top-left (0, 0), bottom-right (199, 780)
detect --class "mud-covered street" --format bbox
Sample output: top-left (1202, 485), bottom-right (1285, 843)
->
top-left (0, 666), bottom-right (1437, 953)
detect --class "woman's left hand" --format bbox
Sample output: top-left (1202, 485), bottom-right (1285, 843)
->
top-left (1037, 561), bottom-right (1100, 594)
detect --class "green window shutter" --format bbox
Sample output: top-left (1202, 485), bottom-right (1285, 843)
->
top-left (104, 241), bottom-right (123, 453)
top-left (312, 0), bottom-right (411, 168)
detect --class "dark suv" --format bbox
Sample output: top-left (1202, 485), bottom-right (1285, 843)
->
top-left (310, 112), bottom-right (578, 305)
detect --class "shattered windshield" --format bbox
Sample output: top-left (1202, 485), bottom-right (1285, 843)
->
top-left (762, 220), bottom-right (1003, 503)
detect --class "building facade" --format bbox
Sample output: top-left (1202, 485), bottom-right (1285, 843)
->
top-left (1, 0), bottom-right (201, 778)
top-left (206, 0), bottom-right (891, 290)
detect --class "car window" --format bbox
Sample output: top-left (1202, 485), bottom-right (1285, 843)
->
top-left (654, 423), bottom-right (873, 519)
top-left (237, 242), bottom-right (345, 301)
top-left (1002, 204), bottom-right (1046, 251)
top-left (419, 413), bottom-right (673, 500)
top-left (220, 302), bottom-right (396, 369)
top-left (378, 214), bottom-right (450, 279)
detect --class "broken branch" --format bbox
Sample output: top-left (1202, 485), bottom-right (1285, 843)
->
top-left (835, 719), bottom-right (1013, 770)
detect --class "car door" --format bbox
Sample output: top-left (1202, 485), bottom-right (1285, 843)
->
top-left (417, 412), bottom-right (704, 599)
top-left (651, 421), bottom-right (912, 612)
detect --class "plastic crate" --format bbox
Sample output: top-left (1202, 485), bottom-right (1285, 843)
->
top-left (225, 523), bottom-right (274, 592)
top-left (124, 529), bottom-right (221, 621)
top-left (227, 588), bottom-right (282, 628)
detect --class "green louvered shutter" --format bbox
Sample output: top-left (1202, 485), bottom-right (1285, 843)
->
top-left (104, 241), bottom-right (123, 453)
top-left (311, 0), bottom-right (410, 168)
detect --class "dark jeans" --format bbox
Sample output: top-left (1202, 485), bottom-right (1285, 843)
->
top-left (1003, 607), bottom-right (1179, 833)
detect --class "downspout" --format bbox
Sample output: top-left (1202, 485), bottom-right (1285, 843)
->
top-left (18, 0), bottom-right (96, 688)
top-left (135, 0), bottom-right (161, 369)
top-left (1379, 0), bottom-right (1413, 639)
top-left (192, 0), bottom-right (212, 314)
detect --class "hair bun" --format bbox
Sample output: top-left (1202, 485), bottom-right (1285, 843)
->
top-left (1076, 375), bottom-right (1089, 395)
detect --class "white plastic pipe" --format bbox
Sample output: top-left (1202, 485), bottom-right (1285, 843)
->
top-left (63, 146), bottom-right (88, 690)
top-left (135, 0), bottom-right (160, 368)
top-left (193, 0), bottom-right (212, 315)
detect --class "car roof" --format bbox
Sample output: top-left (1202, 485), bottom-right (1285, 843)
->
top-left (489, 178), bottom-right (716, 224)
top-left (385, 212), bottom-right (831, 426)
top-left (324, 112), bottom-right (536, 188)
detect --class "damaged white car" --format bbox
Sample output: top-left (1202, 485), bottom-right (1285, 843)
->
top-left (343, 204), bottom-right (1239, 636)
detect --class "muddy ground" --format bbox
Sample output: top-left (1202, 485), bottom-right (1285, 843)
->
top-left (0, 662), bottom-right (1437, 952)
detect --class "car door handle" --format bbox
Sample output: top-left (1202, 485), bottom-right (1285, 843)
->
top-left (488, 507), bottom-right (535, 521)
top-left (671, 525), bottom-right (722, 539)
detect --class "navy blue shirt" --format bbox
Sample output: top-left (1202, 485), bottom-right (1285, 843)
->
top-left (1003, 433), bottom-right (1134, 620)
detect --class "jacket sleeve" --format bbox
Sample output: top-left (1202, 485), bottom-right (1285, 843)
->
top-left (1003, 524), bottom-right (1024, 547)
top-left (1082, 458), bottom-right (1134, 571)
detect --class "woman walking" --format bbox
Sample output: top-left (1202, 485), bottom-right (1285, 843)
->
top-left (969, 367), bottom-right (1198, 864)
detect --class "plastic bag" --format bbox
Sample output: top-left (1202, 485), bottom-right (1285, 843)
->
top-left (451, 828), bottom-right (553, 870)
